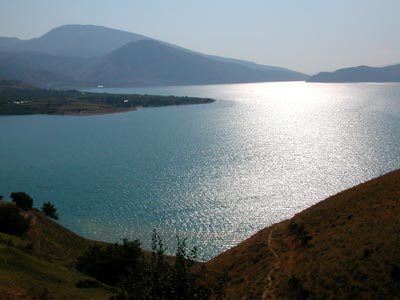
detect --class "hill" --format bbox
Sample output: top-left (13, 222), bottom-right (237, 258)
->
top-left (308, 64), bottom-right (400, 83)
top-left (78, 40), bottom-right (307, 86)
top-left (0, 202), bottom-right (113, 300)
top-left (0, 24), bottom-right (147, 58)
top-left (206, 170), bottom-right (400, 299)
top-left (0, 24), bottom-right (308, 87)
top-left (2, 170), bottom-right (399, 299)
top-left (0, 51), bottom-right (84, 88)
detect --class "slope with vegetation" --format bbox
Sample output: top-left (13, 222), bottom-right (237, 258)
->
top-left (1, 170), bottom-right (400, 299)
top-left (0, 197), bottom-right (113, 300)
top-left (207, 169), bottom-right (400, 299)
top-left (0, 194), bottom-right (215, 300)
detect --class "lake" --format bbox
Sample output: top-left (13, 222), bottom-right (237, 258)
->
top-left (1, 81), bottom-right (399, 259)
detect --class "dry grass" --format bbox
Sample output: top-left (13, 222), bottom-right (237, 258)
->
top-left (2, 169), bottom-right (400, 299)
top-left (207, 170), bottom-right (400, 299)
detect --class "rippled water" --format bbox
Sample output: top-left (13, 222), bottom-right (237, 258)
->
top-left (1, 82), bottom-right (400, 259)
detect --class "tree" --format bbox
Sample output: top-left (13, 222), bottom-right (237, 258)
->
top-left (10, 192), bottom-right (33, 210)
top-left (76, 239), bottom-right (144, 286)
top-left (41, 202), bottom-right (59, 220)
top-left (117, 231), bottom-right (211, 300)
top-left (0, 204), bottom-right (30, 235)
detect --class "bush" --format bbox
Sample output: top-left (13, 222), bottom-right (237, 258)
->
top-left (76, 279), bottom-right (101, 288)
top-left (117, 230), bottom-right (211, 300)
top-left (10, 192), bottom-right (33, 210)
top-left (41, 202), bottom-right (59, 220)
top-left (392, 264), bottom-right (400, 281)
top-left (288, 276), bottom-right (311, 300)
top-left (76, 239), bottom-right (143, 286)
top-left (289, 221), bottom-right (312, 246)
top-left (77, 231), bottom-right (213, 299)
top-left (0, 205), bottom-right (30, 235)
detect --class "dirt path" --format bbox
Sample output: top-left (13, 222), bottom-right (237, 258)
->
top-left (262, 229), bottom-right (281, 300)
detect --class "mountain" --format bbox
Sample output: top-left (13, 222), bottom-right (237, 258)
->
top-left (206, 169), bottom-right (400, 299)
top-left (0, 25), bottom-right (304, 75)
top-left (0, 24), bottom-right (147, 58)
top-left (0, 51), bottom-right (86, 87)
top-left (0, 37), bottom-right (21, 48)
top-left (308, 64), bottom-right (400, 83)
top-left (78, 39), bottom-right (308, 86)
top-left (0, 24), bottom-right (308, 87)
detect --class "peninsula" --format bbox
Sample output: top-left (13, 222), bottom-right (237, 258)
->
top-left (0, 79), bottom-right (215, 116)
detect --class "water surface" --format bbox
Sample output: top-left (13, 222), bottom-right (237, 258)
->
top-left (1, 82), bottom-right (399, 259)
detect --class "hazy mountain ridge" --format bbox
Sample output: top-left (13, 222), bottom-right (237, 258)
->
top-left (0, 37), bottom-right (21, 48)
top-left (0, 24), bottom-right (147, 58)
top-left (78, 39), bottom-right (307, 86)
top-left (0, 24), bottom-right (308, 87)
top-left (0, 51), bottom-right (88, 87)
top-left (308, 64), bottom-right (400, 83)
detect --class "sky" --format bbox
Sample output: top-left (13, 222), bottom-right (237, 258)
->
top-left (0, 0), bottom-right (399, 74)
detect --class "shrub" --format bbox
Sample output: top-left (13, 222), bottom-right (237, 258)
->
top-left (118, 230), bottom-right (211, 300)
top-left (76, 279), bottom-right (101, 288)
top-left (289, 221), bottom-right (312, 246)
top-left (41, 202), bottom-right (59, 220)
top-left (76, 239), bottom-right (143, 286)
top-left (392, 264), bottom-right (400, 281)
top-left (10, 192), bottom-right (33, 210)
top-left (77, 232), bottom-right (213, 299)
top-left (0, 205), bottom-right (30, 235)
top-left (288, 276), bottom-right (311, 300)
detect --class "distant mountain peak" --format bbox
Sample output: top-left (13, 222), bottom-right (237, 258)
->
top-left (0, 24), bottom-right (309, 87)
top-left (308, 64), bottom-right (400, 83)
top-left (0, 24), bottom-right (148, 58)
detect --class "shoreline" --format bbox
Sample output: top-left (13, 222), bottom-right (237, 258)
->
top-left (0, 80), bottom-right (216, 116)
top-left (54, 106), bottom-right (138, 116)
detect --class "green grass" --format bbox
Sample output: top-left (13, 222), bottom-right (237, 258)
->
top-left (0, 203), bottom-right (113, 300)
top-left (0, 245), bottom-right (114, 300)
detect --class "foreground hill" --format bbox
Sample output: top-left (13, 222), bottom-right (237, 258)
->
top-left (207, 170), bottom-right (400, 299)
top-left (1, 170), bottom-right (399, 299)
top-left (0, 24), bottom-right (308, 87)
top-left (308, 64), bottom-right (400, 83)
top-left (0, 203), bottom-right (112, 300)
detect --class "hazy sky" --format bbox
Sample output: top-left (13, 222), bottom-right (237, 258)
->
top-left (0, 0), bottom-right (399, 74)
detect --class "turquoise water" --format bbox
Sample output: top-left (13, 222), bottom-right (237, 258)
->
top-left (1, 82), bottom-right (400, 259)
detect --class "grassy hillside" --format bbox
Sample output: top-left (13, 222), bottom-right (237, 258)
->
top-left (1, 170), bottom-right (400, 299)
top-left (0, 202), bottom-right (113, 300)
top-left (207, 170), bottom-right (400, 299)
